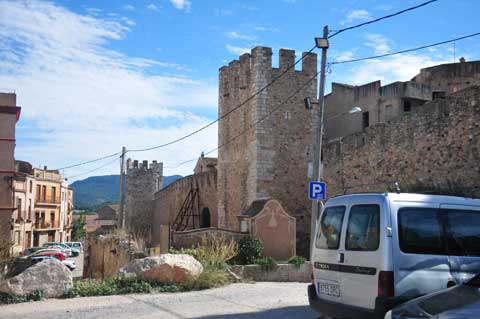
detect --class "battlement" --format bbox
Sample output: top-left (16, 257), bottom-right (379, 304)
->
top-left (219, 46), bottom-right (317, 80)
top-left (126, 158), bottom-right (163, 173)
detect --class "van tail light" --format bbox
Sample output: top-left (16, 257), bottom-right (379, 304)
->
top-left (310, 262), bottom-right (315, 284)
top-left (378, 271), bottom-right (394, 297)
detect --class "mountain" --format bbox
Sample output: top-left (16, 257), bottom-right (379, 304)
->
top-left (70, 174), bottom-right (182, 210)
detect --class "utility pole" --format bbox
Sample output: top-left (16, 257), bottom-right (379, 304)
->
top-left (118, 146), bottom-right (126, 229)
top-left (310, 25), bottom-right (329, 254)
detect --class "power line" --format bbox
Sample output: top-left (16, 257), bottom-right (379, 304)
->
top-left (127, 45), bottom-right (317, 153)
top-left (57, 152), bottom-right (121, 171)
top-left (164, 69), bottom-right (321, 170)
top-left (329, 32), bottom-right (480, 65)
top-left (328, 0), bottom-right (438, 39)
top-left (65, 156), bottom-right (120, 180)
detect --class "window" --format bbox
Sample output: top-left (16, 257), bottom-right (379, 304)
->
top-left (432, 91), bottom-right (446, 100)
top-left (42, 185), bottom-right (46, 200)
top-left (362, 112), bottom-right (369, 128)
top-left (29, 180), bottom-right (33, 193)
top-left (316, 206), bottom-right (345, 250)
top-left (346, 205), bottom-right (380, 251)
top-left (399, 208), bottom-right (445, 255)
top-left (399, 208), bottom-right (480, 256)
top-left (36, 185), bottom-right (41, 200)
top-left (403, 101), bottom-right (412, 112)
top-left (444, 209), bottom-right (480, 256)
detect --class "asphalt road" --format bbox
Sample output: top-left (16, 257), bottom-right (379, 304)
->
top-left (0, 282), bottom-right (319, 319)
top-left (69, 252), bottom-right (83, 279)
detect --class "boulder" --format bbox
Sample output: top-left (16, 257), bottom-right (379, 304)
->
top-left (119, 254), bottom-right (203, 284)
top-left (0, 259), bottom-right (73, 298)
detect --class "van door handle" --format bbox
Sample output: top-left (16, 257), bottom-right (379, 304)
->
top-left (338, 253), bottom-right (344, 263)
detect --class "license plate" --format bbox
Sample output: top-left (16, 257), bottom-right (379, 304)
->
top-left (318, 282), bottom-right (340, 297)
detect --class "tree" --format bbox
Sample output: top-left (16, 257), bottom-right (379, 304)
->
top-left (72, 215), bottom-right (87, 241)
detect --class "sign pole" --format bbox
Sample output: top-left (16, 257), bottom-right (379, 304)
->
top-left (310, 25), bottom-right (329, 256)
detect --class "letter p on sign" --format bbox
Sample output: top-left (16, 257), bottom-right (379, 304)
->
top-left (309, 182), bottom-right (326, 200)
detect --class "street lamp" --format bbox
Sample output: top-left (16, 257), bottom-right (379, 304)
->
top-left (349, 106), bottom-right (362, 114)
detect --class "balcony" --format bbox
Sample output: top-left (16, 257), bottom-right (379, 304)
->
top-left (34, 220), bottom-right (60, 230)
top-left (35, 195), bottom-right (61, 205)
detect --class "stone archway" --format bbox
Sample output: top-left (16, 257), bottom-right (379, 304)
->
top-left (201, 207), bottom-right (211, 228)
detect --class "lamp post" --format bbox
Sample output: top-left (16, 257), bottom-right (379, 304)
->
top-left (308, 103), bottom-right (362, 253)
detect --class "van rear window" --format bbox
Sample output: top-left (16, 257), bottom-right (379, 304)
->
top-left (398, 208), bottom-right (480, 256)
top-left (316, 206), bottom-right (345, 250)
top-left (346, 205), bottom-right (380, 251)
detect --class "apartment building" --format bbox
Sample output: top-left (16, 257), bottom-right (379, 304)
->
top-left (0, 93), bottom-right (21, 255)
top-left (31, 167), bottom-right (72, 247)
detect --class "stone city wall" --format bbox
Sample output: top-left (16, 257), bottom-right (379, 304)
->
top-left (323, 87), bottom-right (480, 198)
top-left (151, 171), bottom-right (217, 246)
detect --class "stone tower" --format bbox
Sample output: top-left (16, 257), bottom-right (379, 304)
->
top-left (125, 159), bottom-right (163, 236)
top-left (217, 46), bottom-right (318, 255)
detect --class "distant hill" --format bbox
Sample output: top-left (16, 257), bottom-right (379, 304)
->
top-left (70, 174), bottom-right (182, 210)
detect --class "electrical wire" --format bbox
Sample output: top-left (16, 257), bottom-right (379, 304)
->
top-left (328, 0), bottom-right (438, 39)
top-left (57, 152), bottom-right (121, 171)
top-left (329, 32), bottom-right (480, 65)
top-left (65, 156), bottom-right (120, 180)
top-left (127, 45), bottom-right (317, 153)
top-left (164, 69), bottom-right (321, 169)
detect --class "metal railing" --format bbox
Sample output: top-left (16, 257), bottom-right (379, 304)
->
top-left (35, 195), bottom-right (61, 204)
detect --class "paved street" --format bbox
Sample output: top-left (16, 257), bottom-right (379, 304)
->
top-left (69, 253), bottom-right (83, 279)
top-left (0, 282), bottom-right (318, 319)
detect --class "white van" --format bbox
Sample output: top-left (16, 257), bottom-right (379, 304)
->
top-left (308, 193), bottom-right (480, 319)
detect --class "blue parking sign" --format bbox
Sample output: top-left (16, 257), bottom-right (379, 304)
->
top-left (309, 181), bottom-right (326, 200)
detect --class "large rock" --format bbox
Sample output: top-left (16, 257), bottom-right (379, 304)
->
top-left (0, 259), bottom-right (73, 298)
top-left (119, 254), bottom-right (203, 284)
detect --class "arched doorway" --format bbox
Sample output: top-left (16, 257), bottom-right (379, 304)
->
top-left (201, 207), bottom-right (211, 228)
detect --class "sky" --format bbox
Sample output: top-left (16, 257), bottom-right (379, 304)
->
top-left (1, 0), bottom-right (479, 182)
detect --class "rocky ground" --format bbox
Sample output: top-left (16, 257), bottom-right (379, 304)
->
top-left (0, 282), bottom-right (319, 319)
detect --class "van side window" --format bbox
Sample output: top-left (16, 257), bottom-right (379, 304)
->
top-left (398, 208), bottom-right (445, 255)
top-left (316, 206), bottom-right (345, 250)
top-left (346, 204), bottom-right (380, 251)
top-left (444, 209), bottom-right (480, 256)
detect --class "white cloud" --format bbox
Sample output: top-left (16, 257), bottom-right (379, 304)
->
top-left (121, 16), bottom-right (136, 26)
top-left (365, 34), bottom-right (391, 55)
top-left (170, 0), bottom-right (191, 12)
top-left (122, 4), bottom-right (135, 11)
top-left (253, 26), bottom-right (279, 32)
top-left (147, 3), bottom-right (160, 12)
top-left (225, 31), bottom-right (256, 41)
top-left (225, 44), bottom-right (250, 56)
top-left (214, 8), bottom-right (232, 16)
top-left (336, 54), bottom-right (450, 86)
top-left (0, 0), bottom-right (217, 179)
top-left (341, 9), bottom-right (371, 25)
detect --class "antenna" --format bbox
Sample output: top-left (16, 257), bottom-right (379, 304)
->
top-left (394, 181), bottom-right (401, 194)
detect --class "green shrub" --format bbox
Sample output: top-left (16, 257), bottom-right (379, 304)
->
top-left (255, 256), bottom-right (278, 272)
top-left (288, 256), bottom-right (307, 268)
top-left (65, 277), bottom-right (183, 298)
top-left (171, 235), bottom-right (239, 270)
top-left (236, 235), bottom-right (263, 265)
top-left (182, 266), bottom-right (231, 291)
top-left (0, 290), bottom-right (44, 304)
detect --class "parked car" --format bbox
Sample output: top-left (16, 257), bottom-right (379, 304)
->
top-left (42, 242), bottom-right (72, 257)
top-left (65, 241), bottom-right (83, 253)
top-left (20, 246), bottom-right (43, 256)
top-left (32, 249), bottom-right (66, 261)
top-left (308, 193), bottom-right (480, 319)
top-left (385, 273), bottom-right (480, 318)
top-left (31, 256), bottom-right (76, 271)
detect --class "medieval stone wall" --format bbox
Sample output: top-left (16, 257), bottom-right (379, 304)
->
top-left (323, 87), bottom-right (480, 198)
top-left (216, 47), bottom-right (318, 256)
top-left (151, 171), bottom-right (217, 246)
top-left (125, 159), bottom-right (163, 236)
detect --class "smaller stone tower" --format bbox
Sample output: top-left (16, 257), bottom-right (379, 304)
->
top-left (124, 159), bottom-right (163, 237)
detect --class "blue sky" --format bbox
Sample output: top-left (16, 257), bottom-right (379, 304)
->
top-left (1, 0), bottom-right (479, 181)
